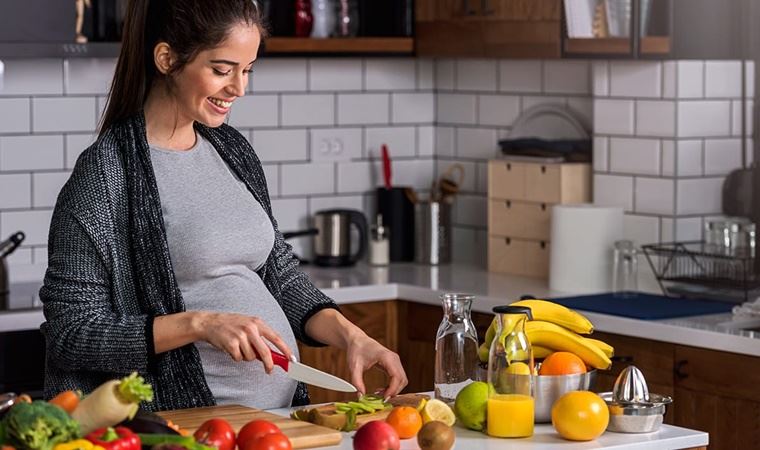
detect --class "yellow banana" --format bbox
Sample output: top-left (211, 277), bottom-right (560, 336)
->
top-left (584, 337), bottom-right (614, 358)
top-left (477, 342), bottom-right (490, 363)
top-left (484, 318), bottom-right (496, 348)
top-left (525, 320), bottom-right (611, 370)
top-left (511, 299), bottom-right (594, 334)
top-left (532, 345), bottom-right (553, 359)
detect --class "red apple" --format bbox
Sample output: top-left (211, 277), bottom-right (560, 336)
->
top-left (353, 420), bottom-right (400, 450)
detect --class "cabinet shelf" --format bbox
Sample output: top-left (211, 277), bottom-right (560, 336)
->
top-left (263, 37), bottom-right (414, 55)
top-left (564, 36), bottom-right (671, 55)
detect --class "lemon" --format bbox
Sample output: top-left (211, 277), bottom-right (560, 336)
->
top-left (421, 399), bottom-right (456, 426)
top-left (454, 381), bottom-right (489, 431)
top-left (506, 362), bottom-right (532, 375)
top-left (551, 391), bottom-right (609, 441)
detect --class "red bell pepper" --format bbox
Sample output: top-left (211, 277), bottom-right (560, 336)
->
top-left (85, 427), bottom-right (141, 450)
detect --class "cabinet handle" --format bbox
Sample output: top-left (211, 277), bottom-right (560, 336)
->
top-left (481, 0), bottom-right (494, 15)
top-left (611, 355), bottom-right (634, 364)
top-left (674, 360), bottom-right (689, 380)
top-left (462, 0), bottom-right (476, 15)
top-left (506, 200), bottom-right (511, 208)
top-left (541, 165), bottom-right (547, 174)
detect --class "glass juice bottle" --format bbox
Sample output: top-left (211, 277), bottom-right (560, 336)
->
top-left (487, 305), bottom-right (535, 438)
top-left (434, 293), bottom-right (479, 403)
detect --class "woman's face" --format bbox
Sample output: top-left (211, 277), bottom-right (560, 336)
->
top-left (170, 23), bottom-right (261, 128)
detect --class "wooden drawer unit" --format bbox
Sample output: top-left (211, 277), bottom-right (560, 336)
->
top-left (489, 199), bottom-right (551, 241)
top-left (488, 236), bottom-right (550, 278)
top-left (488, 160), bottom-right (591, 203)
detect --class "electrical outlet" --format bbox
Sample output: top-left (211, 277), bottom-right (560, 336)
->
top-left (310, 129), bottom-right (362, 162)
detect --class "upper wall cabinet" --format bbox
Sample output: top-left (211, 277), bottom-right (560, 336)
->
top-left (562, 0), bottom-right (672, 58)
top-left (415, 0), bottom-right (563, 58)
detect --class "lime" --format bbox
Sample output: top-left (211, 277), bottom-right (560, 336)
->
top-left (421, 399), bottom-right (456, 426)
top-left (454, 381), bottom-right (489, 431)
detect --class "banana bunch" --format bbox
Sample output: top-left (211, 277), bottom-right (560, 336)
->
top-left (477, 299), bottom-right (613, 370)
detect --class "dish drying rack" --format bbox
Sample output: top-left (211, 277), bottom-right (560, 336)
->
top-left (642, 241), bottom-right (760, 304)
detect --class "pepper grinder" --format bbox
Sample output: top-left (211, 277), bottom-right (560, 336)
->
top-left (369, 214), bottom-right (389, 266)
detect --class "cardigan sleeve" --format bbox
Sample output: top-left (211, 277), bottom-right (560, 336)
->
top-left (39, 207), bottom-right (153, 373)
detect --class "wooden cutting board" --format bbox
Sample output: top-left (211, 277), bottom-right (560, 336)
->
top-left (305, 393), bottom-right (431, 428)
top-left (157, 405), bottom-right (342, 449)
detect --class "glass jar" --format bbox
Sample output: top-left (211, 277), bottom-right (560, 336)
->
top-left (334, 0), bottom-right (359, 37)
top-left (612, 240), bottom-right (638, 297)
top-left (434, 293), bottom-right (479, 403)
top-left (487, 305), bottom-right (534, 438)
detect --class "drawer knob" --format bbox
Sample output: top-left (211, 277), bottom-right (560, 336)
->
top-left (674, 360), bottom-right (689, 380)
top-left (541, 165), bottom-right (546, 174)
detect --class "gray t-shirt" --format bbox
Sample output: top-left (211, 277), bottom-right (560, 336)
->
top-left (150, 133), bottom-right (298, 409)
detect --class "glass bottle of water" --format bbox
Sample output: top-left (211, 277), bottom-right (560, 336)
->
top-left (434, 293), bottom-right (479, 403)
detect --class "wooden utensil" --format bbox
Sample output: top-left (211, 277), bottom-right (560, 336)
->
top-left (158, 405), bottom-right (342, 449)
top-left (438, 163), bottom-right (465, 202)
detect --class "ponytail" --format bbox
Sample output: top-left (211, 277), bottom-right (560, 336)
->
top-left (98, 0), bottom-right (265, 135)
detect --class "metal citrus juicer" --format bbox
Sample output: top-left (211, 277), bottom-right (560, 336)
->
top-left (600, 365), bottom-right (673, 433)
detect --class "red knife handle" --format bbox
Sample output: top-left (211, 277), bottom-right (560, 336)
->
top-left (270, 349), bottom-right (290, 371)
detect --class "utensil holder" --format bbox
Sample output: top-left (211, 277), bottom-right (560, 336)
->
top-left (414, 201), bottom-right (451, 265)
top-left (376, 187), bottom-right (415, 262)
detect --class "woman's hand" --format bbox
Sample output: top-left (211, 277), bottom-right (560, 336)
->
top-left (196, 312), bottom-right (294, 373)
top-left (346, 335), bottom-right (408, 399)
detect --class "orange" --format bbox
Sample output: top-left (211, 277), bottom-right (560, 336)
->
top-left (385, 406), bottom-right (423, 439)
top-left (551, 391), bottom-right (609, 441)
top-left (538, 351), bottom-right (586, 375)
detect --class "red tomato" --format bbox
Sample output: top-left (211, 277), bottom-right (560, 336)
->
top-left (237, 420), bottom-right (282, 450)
top-left (241, 433), bottom-right (292, 450)
top-left (194, 418), bottom-right (236, 450)
top-left (353, 421), bottom-right (400, 450)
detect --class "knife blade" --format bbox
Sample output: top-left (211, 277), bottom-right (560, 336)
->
top-left (270, 350), bottom-right (357, 393)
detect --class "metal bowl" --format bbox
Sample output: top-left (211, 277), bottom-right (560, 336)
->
top-left (599, 392), bottom-right (672, 433)
top-left (475, 366), bottom-right (597, 423)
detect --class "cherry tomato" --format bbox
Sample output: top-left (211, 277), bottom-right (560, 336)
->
top-left (241, 433), bottom-right (292, 450)
top-left (194, 418), bottom-right (236, 450)
top-left (236, 420), bottom-right (282, 450)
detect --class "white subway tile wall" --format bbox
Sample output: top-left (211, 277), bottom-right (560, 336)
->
top-left (0, 56), bottom-right (754, 270)
top-left (592, 59), bottom-right (754, 245)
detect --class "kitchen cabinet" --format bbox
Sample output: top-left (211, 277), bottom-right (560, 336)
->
top-left (562, 0), bottom-right (672, 58)
top-left (673, 345), bottom-right (760, 450)
top-left (415, 0), bottom-right (562, 58)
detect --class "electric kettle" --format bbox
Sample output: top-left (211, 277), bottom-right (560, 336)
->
top-left (0, 231), bottom-right (26, 307)
top-left (284, 209), bottom-right (367, 267)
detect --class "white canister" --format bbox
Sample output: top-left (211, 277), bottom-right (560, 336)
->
top-left (311, 0), bottom-right (335, 38)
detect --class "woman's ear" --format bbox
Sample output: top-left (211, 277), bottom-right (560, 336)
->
top-left (153, 42), bottom-right (174, 75)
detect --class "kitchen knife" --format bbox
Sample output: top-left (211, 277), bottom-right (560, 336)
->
top-left (271, 350), bottom-right (357, 393)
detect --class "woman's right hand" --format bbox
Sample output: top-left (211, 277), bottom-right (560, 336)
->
top-left (196, 312), bottom-right (293, 374)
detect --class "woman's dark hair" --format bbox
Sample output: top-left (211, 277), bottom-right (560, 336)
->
top-left (99, 0), bottom-right (266, 134)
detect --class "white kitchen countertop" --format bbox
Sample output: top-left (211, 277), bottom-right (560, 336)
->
top-left (266, 403), bottom-right (708, 450)
top-left (2, 262), bottom-right (758, 359)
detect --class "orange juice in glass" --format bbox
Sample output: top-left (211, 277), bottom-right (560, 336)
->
top-left (486, 305), bottom-right (535, 438)
top-left (487, 393), bottom-right (534, 437)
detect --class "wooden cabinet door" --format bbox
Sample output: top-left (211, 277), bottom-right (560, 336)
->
top-left (674, 387), bottom-right (760, 450)
top-left (591, 332), bottom-right (675, 424)
top-left (415, 0), bottom-right (561, 58)
top-left (478, 0), bottom-right (562, 58)
top-left (673, 345), bottom-right (760, 449)
top-left (297, 301), bottom-right (398, 404)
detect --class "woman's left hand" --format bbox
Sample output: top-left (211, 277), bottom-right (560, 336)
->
top-left (346, 334), bottom-right (408, 399)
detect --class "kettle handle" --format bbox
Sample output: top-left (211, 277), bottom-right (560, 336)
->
top-left (347, 211), bottom-right (367, 264)
top-left (0, 231), bottom-right (25, 259)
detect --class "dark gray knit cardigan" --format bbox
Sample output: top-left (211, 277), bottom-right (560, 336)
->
top-left (39, 112), bottom-right (338, 411)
